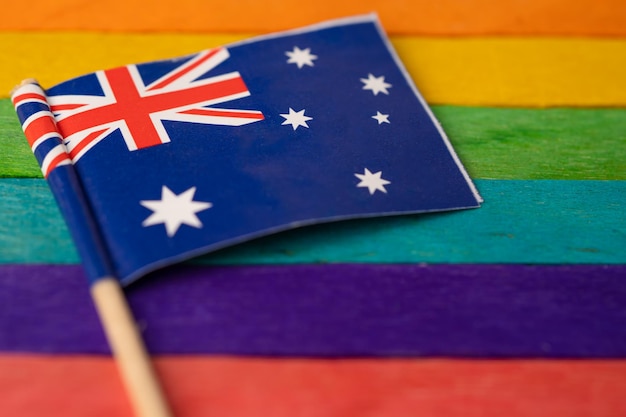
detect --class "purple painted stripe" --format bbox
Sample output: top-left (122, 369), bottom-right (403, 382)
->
top-left (1, 264), bottom-right (626, 357)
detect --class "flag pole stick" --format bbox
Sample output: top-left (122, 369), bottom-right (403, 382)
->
top-left (91, 277), bottom-right (173, 417)
top-left (11, 79), bottom-right (172, 417)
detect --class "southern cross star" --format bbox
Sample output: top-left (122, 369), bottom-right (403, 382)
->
top-left (355, 168), bottom-right (391, 195)
top-left (280, 108), bottom-right (313, 130)
top-left (372, 111), bottom-right (390, 124)
top-left (360, 74), bottom-right (392, 95)
top-left (140, 186), bottom-right (212, 237)
top-left (285, 46), bottom-right (318, 68)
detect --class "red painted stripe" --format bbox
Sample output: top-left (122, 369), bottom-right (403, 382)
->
top-left (180, 108), bottom-right (265, 119)
top-left (147, 48), bottom-right (222, 91)
top-left (43, 151), bottom-right (71, 177)
top-left (2, 356), bottom-right (625, 417)
top-left (23, 114), bottom-right (57, 147)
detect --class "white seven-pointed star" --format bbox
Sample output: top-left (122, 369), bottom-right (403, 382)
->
top-left (280, 108), bottom-right (312, 130)
top-left (140, 186), bottom-right (212, 237)
top-left (361, 74), bottom-right (392, 95)
top-left (372, 111), bottom-right (390, 124)
top-left (355, 168), bottom-right (391, 194)
top-left (285, 46), bottom-right (318, 68)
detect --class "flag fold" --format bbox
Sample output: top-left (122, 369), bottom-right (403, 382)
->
top-left (12, 15), bottom-right (481, 285)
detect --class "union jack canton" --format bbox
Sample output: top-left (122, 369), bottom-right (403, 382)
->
top-left (14, 47), bottom-right (264, 175)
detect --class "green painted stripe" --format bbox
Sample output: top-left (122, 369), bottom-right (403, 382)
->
top-left (434, 106), bottom-right (626, 180)
top-left (1, 179), bottom-right (624, 265)
top-left (1, 101), bottom-right (625, 180)
top-left (0, 99), bottom-right (41, 178)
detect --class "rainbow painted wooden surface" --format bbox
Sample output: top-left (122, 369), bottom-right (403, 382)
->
top-left (1, 1), bottom-right (625, 416)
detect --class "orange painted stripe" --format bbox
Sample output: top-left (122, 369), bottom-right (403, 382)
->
top-left (2, 355), bottom-right (626, 417)
top-left (1, 1), bottom-right (625, 36)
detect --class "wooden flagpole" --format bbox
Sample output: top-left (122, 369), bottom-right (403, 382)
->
top-left (11, 79), bottom-right (173, 417)
top-left (91, 277), bottom-right (173, 417)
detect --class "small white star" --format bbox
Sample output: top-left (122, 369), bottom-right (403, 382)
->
top-left (286, 46), bottom-right (318, 69)
top-left (280, 108), bottom-right (312, 130)
top-left (360, 74), bottom-right (392, 95)
top-left (372, 111), bottom-right (390, 124)
top-left (355, 168), bottom-right (391, 195)
top-left (140, 186), bottom-right (212, 237)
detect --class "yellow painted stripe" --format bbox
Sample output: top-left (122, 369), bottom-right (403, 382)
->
top-left (3, 33), bottom-right (626, 106)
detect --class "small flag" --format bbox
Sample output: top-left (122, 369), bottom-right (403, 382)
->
top-left (12, 15), bottom-right (481, 285)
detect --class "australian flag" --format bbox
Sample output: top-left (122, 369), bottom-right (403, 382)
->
top-left (12, 15), bottom-right (481, 285)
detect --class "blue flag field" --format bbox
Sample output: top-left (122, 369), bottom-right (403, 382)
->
top-left (12, 15), bottom-right (480, 284)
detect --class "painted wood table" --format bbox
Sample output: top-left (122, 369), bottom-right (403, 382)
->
top-left (1, 1), bottom-right (625, 416)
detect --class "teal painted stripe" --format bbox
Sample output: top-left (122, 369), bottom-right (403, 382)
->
top-left (1, 179), bottom-right (624, 265)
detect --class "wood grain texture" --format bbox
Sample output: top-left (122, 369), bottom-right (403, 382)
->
top-left (3, 264), bottom-right (626, 357)
top-left (0, 99), bottom-right (41, 178)
top-left (2, 2), bottom-right (624, 416)
top-left (1, 179), bottom-right (624, 265)
top-left (2, 356), bottom-right (626, 417)
top-left (427, 106), bottom-right (626, 180)
top-left (3, 34), bottom-right (626, 106)
top-left (3, 104), bottom-right (625, 180)
top-left (1, 1), bottom-right (624, 36)
top-left (90, 279), bottom-right (173, 417)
